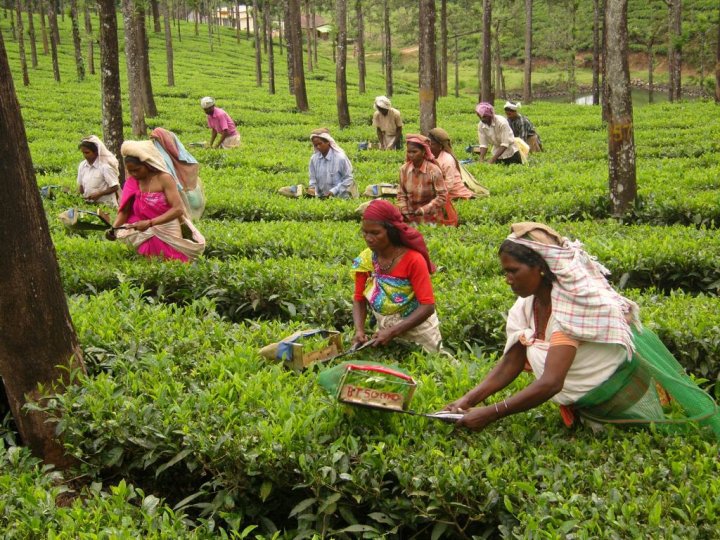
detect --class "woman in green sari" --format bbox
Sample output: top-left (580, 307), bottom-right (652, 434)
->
top-left (446, 222), bottom-right (720, 439)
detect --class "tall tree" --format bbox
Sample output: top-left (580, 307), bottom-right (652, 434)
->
top-left (481, 0), bottom-right (491, 102)
top-left (493, 18), bottom-right (505, 99)
top-left (439, 0), bottom-right (447, 97)
top-left (265, 0), bottom-right (275, 94)
top-left (336, 0), bottom-right (350, 127)
top-left (136, 4), bottom-right (158, 117)
top-left (355, 0), bottom-right (365, 93)
top-left (26, 0), bottom-right (37, 68)
top-left (284, 0), bottom-right (294, 94)
top-left (47, 0), bottom-right (60, 81)
top-left (69, 0), bottom-right (85, 80)
top-left (83, 0), bottom-right (94, 75)
top-left (0, 30), bottom-right (85, 468)
top-left (122, 0), bottom-right (147, 135)
top-left (252, 0), bottom-right (262, 85)
top-left (162, 0), bottom-right (174, 86)
top-left (97, 0), bottom-right (124, 179)
top-left (592, 0), bottom-right (601, 105)
top-left (39, 0), bottom-right (48, 54)
top-left (418, 0), bottom-right (436, 133)
top-left (605, 0), bottom-right (636, 216)
top-left (523, 0), bottom-right (532, 103)
top-left (567, 0), bottom-right (578, 101)
top-left (304, 0), bottom-right (312, 71)
top-left (716, 2), bottom-right (719, 104)
top-left (666, 0), bottom-right (682, 102)
top-left (382, 0), bottom-right (392, 97)
top-left (288, 0), bottom-right (308, 109)
top-left (15, 0), bottom-right (30, 85)
top-left (150, 0), bottom-right (161, 32)
top-left (235, 1), bottom-right (241, 43)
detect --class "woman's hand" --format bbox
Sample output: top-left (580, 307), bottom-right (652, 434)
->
top-left (129, 219), bottom-right (153, 232)
top-left (413, 208), bottom-right (425, 217)
top-left (372, 326), bottom-right (396, 347)
top-left (352, 332), bottom-right (369, 347)
top-left (444, 396), bottom-right (473, 413)
top-left (455, 406), bottom-right (498, 432)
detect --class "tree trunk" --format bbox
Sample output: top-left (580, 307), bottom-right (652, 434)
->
top-left (568, 0), bottom-right (577, 102)
top-left (523, 0), bottom-right (532, 103)
top-left (277, 13), bottom-right (283, 54)
top-left (253, 0), bottom-right (262, 85)
top-left (261, 0), bottom-right (267, 53)
top-left (97, 0), bottom-right (124, 182)
top-left (122, 0), bottom-right (147, 135)
top-left (592, 0), bottom-right (601, 105)
top-left (601, 0), bottom-right (609, 122)
top-left (383, 0), bottom-right (392, 97)
top-left (481, 0), bottom-right (492, 102)
top-left (26, 0), bottom-right (37, 68)
top-left (418, 0), bottom-right (436, 134)
top-left (667, 0), bottom-right (681, 102)
top-left (284, 0), bottom-right (294, 94)
top-left (454, 36), bottom-right (459, 97)
top-left (288, 0), bottom-right (308, 109)
top-left (236, 1), bottom-right (240, 43)
top-left (716, 2), bottom-right (719, 104)
top-left (15, 0), bottom-right (30, 85)
top-left (175, 0), bottom-right (181, 41)
top-left (194, 5), bottom-right (199, 35)
top-left (336, 0), bottom-right (350, 127)
top-left (136, 6), bottom-right (157, 117)
top-left (648, 43), bottom-right (654, 103)
top-left (69, 0), bottom-right (85, 80)
top-left (246, 2), bottom-right (250, 39)
top-left (39, 1), bottom-right (49, 55)
top-left (207, 2), bottom-right (214, 52)
top-left (355, 0), bottom-right (365, 94)
top-left (605, 0), bottom-right (636, 216)
top-left (47, 0), bottom-right (60, 81)
top-left (304, 0), bottom-right (312, 72)
top-left (83, 1), bottom-right (94, 75)
top-left (312, 5), bottom-right (317, 64)
top-left (265, 0), bottom-right (275, 94)
top-left (0, 30), bottom-right (85, 469)
top-left (150, 0), bottom-right (161, 32)
top-left (49, 0), bottom-right (60, 44)
top-left (162, 0), bottom-right (174, 86)
top-left (493, 19), bottom-right (504, 99)
top-left (439, 0), bottom-right (447, 97)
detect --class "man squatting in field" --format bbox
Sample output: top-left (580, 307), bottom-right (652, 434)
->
top-left (200, 96), bottom-right (241, 149)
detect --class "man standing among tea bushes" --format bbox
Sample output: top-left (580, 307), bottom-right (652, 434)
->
top-left (372, 96), bottom-right (403, 150)
top-left (200, 97), bottom-right (241, 149)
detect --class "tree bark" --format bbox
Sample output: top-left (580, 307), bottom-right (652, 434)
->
top-left (265, 0), bottom-right (275, 94)
top-left (481, 0), bottom-right (492, 102)
top-left (605, 0), bottom-right (636, 216)
top-left (150, 0), bottom-right (161, 32)
top-left (47, 0), bottom-right (60, 81)
top-left (383, 0), bottom-right (392, 97)
top-left (601, 0), bottom-right (609, 122)
top-left (439, 0), bottom-right (447, 97)
top-left (122, 0), bottom-right (147, 135)
top-left (69, 0), bottom-right (85, 80)
top-left (355, 0), bottom-right (365, 94)
top-left (253, 0), bottom-right (262, 85)
top-left (207, 2), bottom-right (214, 52)
top-left (136, 5), bottom-right (157, 117)
top-left (236, 1), bottom-right (241, 43)
top-left (39, 0), bottom-right (48, 54)
top-left (277, 13), bottom-right (283, 54)
top-left (336, 0), bottom-right (350, 127)
top-left (418, 0), bottom-right (436, 134)
top-left (162, 0), bottom-right (174, 86)
top-left (15, 0), bottom-right (30, 85)
top-left (284, 0), bottom-right (294, 94)
top-left (523, 0), bottom-right (532, 103)
top-left (568, 0), bottom-right (577, 102)
top-left (312, 4), bottom-right (317, 64)
top-left (716, 2), bottom-right (719, 104)
top-left (0, 30), bottom-right (85, 469)
top-left (26, 0), bottom-right (37, 68)
top-left (288, 0), bottom-right (308, 109)
top-left (48, 0), bottom-right (60, 44)
top-left (97, 0), bottom-right (124, 182)
top-left (454, 35), bottom-right (459, 97)
top-left (83, 1), bottom-right (94, 75)
top-left (667, 0), bottom-right (682, 102)
top-left (592, 0), bottom-right (601, 105)
top-left (304, 0), bottom-right (312, 72)
top-left (246, 1), bottom-right (250, 39)
top-left (493, 19), bottom-right (505, 99)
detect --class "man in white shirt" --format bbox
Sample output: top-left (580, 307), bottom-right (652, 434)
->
top-left (77, 138), bottom-right (121, 207)
top-left (475, 102), bottom-right (521, 165)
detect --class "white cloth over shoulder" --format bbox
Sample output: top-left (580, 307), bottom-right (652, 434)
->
top-left (116, 219), bottom-right (206, 260)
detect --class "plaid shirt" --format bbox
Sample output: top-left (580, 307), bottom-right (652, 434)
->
top-left (509, 236), bottom-right (640, 356)
top-left (397, 160), bottom-right (448, 222)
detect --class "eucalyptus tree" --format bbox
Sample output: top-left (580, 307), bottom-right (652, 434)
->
top-left (39, 0), bottom-right (48, 54)
top-left (162, 0), bottom-right (174, 86)
top-left (26, 0), bottom-right (37, 68)
top-left (122, 0), bottom-right (147, 135)
top-left (383, 0), bottom-right (392, 97)
top-left (253, 0), bottom-right (262, 85)
top-left (336, 0), bottom-right (350, 127)
top-left (151, 0), bottom-right (161, 32)
top-left (0, 30), bottom-right (86, 469)
top-left (264, 0), bottom-right (275, 94)
top-left (666, 0), bottom-right (682, 101)
top-left (304, 0), bottom-right (312, 71)
top-left (14, 0), bottom-right (29, 85)
top-left (83, 0), bottom-right (94, 74)
top-left (419, 0), bottom-right (436, 133)
top-left (47, 0), bottom-right (60, 81)
top-left (69, 0), bottom-right (85, 80)
top-left (523, 0), bottom-right (532, 102)
top-left (288, 0), bottom-right (308, 109)
top-left (592, 0), bottom-right (601, 105)
top-left (716, 3), bottom-right (719, 103)
top-left (355, 0), bottom-right (365, 93)
top-left (480, 0), bottom-right (491, 102)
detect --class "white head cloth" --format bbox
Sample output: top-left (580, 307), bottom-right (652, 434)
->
top-left (374, 95), bottom-right (392, 110)
top-left (310, 129), bottom-right (345, 156)
top-left (82, 135), bottom-right (119, 176)
top-left (504, 101), bottom-right (520, 111)
top-left (507, 227), bottom-right (640, 356)
top-left (121, 140), bottom-right (171, 174)
top-left (200, 96), bottom-right (215, 109)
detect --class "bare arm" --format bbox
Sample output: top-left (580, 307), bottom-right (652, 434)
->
top-left (488, 145), bottom-right (508, 164)
top-left (376, 127), bottom-right (384, 149)
top-left (373, 303), bottom-right (435, 346)
top-left (209, 128), bottom-right (218, 147)
top-left (352, 299), bottom-right (369, 346)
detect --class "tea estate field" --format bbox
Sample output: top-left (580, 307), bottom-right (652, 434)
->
top-left (2, 13), bottom-right (720, 539)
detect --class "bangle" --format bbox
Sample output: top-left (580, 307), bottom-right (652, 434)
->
top-left (503, 399), bottom-right (509, 411)
top-left (494, 402), bottom-right (500, 415)
top-left (149, 219), bottom-right (154, 227)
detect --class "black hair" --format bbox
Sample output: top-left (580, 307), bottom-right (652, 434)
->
top-left (382, 222), bottom-right (403, 247)
top-left (498, 239), bottom-right (555, 285)
top-left (78, 140), bottom-right (98, 153)
top-left (123, 155), bottom-right (142, 165)
top-left (406, 140), bottom-right (424, 150)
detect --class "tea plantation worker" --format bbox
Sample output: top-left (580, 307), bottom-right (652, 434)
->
top-left (504, 101), bottom-right (543, 152)
top-left (427, 127), bottom-right (475, 200)
top-left (76, 135), bottom-right (121, 207)
top-left (200, 96), bottom-right (241, 149)
top-left (445, 223), bottom-right (720, 439)
top-left (372, 95), bottom-right (403, 150)
top-left (398, 134), bottom-right (457, 226)
top-left (351, 199), bottom-right (443, 353)
top-left (307, 128), bottom-right (359, 199)
top-left (475, 102), bottom-right (521, 165)
top-left (111, 141), bottom-right (206, 262)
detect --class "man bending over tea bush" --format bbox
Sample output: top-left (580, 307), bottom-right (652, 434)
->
top-left (200, 97), bottom-right (241, 149)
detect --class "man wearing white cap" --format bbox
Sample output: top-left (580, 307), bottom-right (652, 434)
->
top-left (200, 97), bottom-right (241, 149)
top-left (372, 96), bottom-right (403, 150)
top-left (504, 101), bottom-right (543, 152)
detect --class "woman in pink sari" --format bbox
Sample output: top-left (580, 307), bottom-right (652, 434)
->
top-left (111, 141), bottom-right (205, 262)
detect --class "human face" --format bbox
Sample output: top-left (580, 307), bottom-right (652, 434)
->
top-left (203, 106), bottom-right (215, 115)
top-left (312, 137), bottom-right (331, 156)
top-left (505, 109), bottom-right (518, 119)
top-left (377, 107), bottom-right (389, 116)
top-left (428, 139), bottom-right (442, 158)
top-left (125, 161), bottom-right (150, 180)
top-left (361, 220), bottom-right (391, 252)
top-left (406, 143), bottom-right (425, 166)
top-left (480, 113), bottom-right (494, 125)
top-left (81, 147), bottom-right (97, 163)
top-left (500, 252), bottom-right (544, 298)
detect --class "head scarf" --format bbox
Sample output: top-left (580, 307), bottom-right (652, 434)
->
top-left (427, 128), bottom-right (453, 154)
top-left (503, 101), bottom-right (520, 111)
top-left (506, 222), bottom-right (640, 356)
top-left (81, 135), bottom-right (119, 177)
top-left (374, 95), bottom-right (392, 110)
top-left (405, 134), bottom-right (435, 162)
top-left (475, 102), bottom-right (495, 117)
top-left (200, 96), bottom-right (215, 109)
top-left (150, 128), bottom-right (199, 191)
top-left (121, 140), bottom-right (170, 175)
top-left (363, 199), bottom-right (435, 273)
top-left (310, 128), bottom-right (346, 156)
